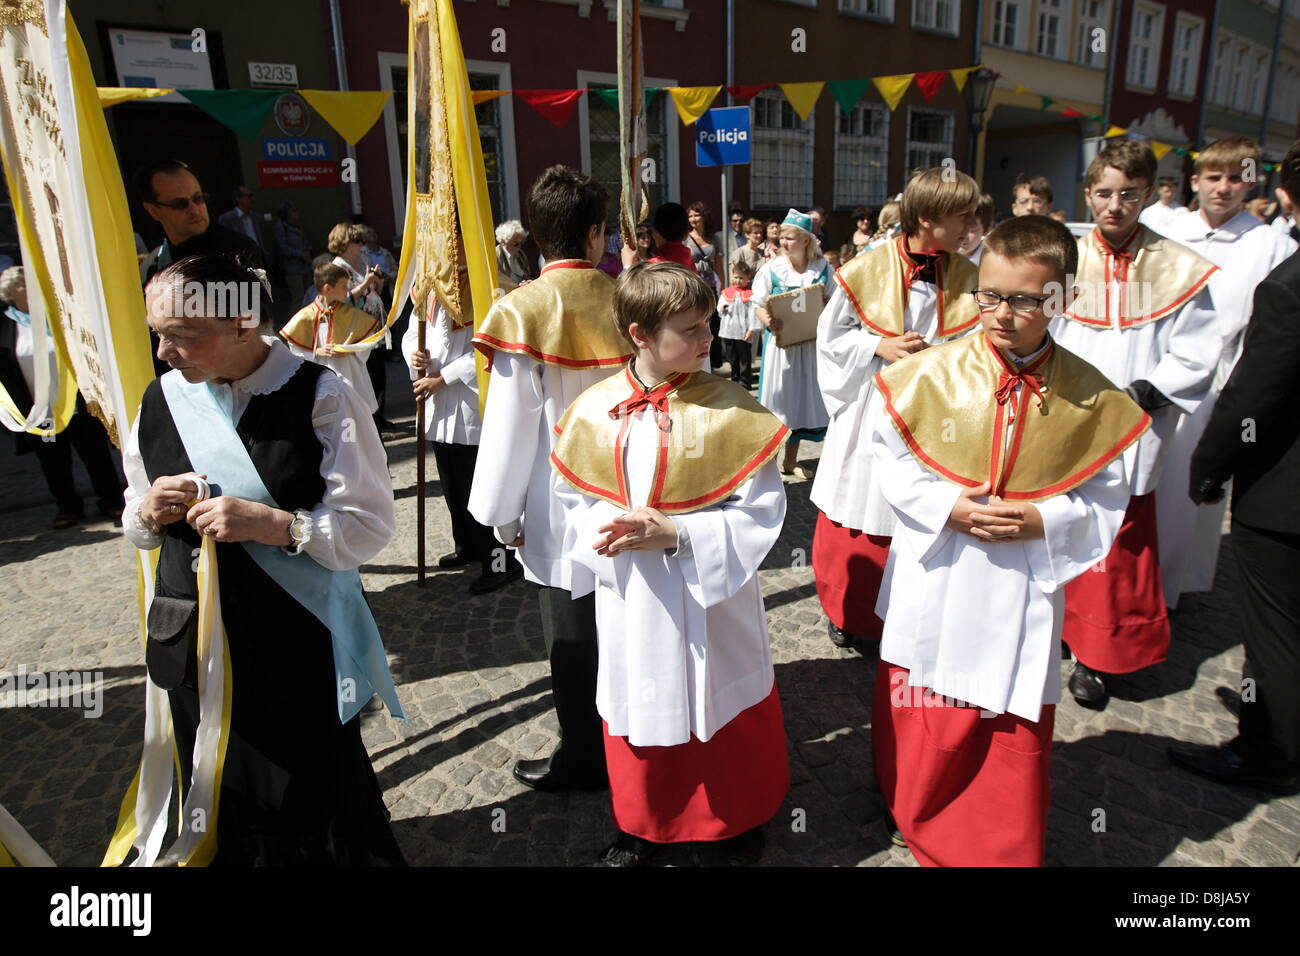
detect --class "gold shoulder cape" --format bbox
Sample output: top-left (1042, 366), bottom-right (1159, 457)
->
top-left (874, 333), bottom-right (1150, 502)
top-left (472, 260), bottom-right (632, 369)
top-left (1060, 225), bottom-right (1218, 329)
top-left (279, 301), bottom-right (382, 350)
top-left (833, 236), bottom-right (981, 339)
top-left (550, 367), bottom-right (790, 515)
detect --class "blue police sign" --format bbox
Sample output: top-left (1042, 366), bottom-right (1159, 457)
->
top-left (695, 106), bottom-right (750, 167)
top-left (260, 138), bottom-right (334, 161)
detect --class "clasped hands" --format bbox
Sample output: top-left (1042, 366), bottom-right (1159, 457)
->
top-left (409, 348), bottom-right (446, 402)
top-left (593, 506), bottom-right (678, 555)
top-left (945, 482), bottom-right (1044, 542)
top-left (141, 474), bottom-right (292, 546)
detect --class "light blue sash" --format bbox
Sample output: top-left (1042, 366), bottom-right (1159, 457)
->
top-left (159, 369), bottom-right (405, 723)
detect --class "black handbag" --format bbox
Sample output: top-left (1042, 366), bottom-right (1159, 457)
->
top-left (145, 594), bottom-right (199, 691)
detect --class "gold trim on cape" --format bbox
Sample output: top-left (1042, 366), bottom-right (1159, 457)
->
top-left (279, 301), bottom-right (382, 351)
top-left (472, 262), bottom-right (632, 369)
top-left (874, 332), bottom-right (1150, 502)
top-left (832, 236), bottom-right (981, 339)
top-left (1060, 224), bottom-right (1218, 329)
top-left (550, 367), bottom-right (790, 515)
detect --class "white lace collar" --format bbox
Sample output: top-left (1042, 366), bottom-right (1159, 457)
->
top-left (234, 336), bottom-right (304, 396)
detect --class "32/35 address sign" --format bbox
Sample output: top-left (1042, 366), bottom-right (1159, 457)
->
top-left (249, 62), bottom-right (298, 88)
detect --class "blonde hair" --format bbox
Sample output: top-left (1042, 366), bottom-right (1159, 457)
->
top-left (615, 262), bottom-right (715, 345)
top-left (900, 167), bottom-right (980, 234)
top-left (1195, 136), bottom-right (1260, 177)
top-left (780, 224), bottom-right (823, 263)
top-left (873, 201), bottom-right (901, 240)
top-left (327, 222), bottom-right (367, 255)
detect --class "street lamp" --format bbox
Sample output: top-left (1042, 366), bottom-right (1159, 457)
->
top-left (965, 67), bottom-right (998, 176)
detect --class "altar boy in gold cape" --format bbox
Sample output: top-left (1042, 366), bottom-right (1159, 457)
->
top-left (550, 263), bottom-right (790, 867)
top-left (870, 216), bottom-right (1148, 866)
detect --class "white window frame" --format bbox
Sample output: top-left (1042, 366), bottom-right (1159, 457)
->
top-left (912, 0), bottom-right (960, 36)
top-left (1075, 0), bottom-right (1109, 67)
top-left (991, 0), bottom-right (1025, 49)
top-left (904, 106), bottom-right (955, 176)
top-left (838, 0), bottom-right (895, 20)
top-left (575, 68), bottom-right (679, 215)
top-left (833, 100), bottom-right (890, 210)
top-left (1167, 13), bottom-right (1204, 97)
top-left (1126, 2), bottom-right (1166, 90)
top-left (750, 88), bottom-right (817, 209)
top-left (1036, 0), bottom-right (1071, 60)
top-left (1210, 30), bottom-right (1234, 106)
top-left (1250, 47), bottom-right (1270, 114)
top-left (1230, 40), bottom-right (1251, 111)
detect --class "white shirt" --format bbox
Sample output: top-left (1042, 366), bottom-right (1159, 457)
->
top-left (121, 337), bottom-right (396, 572)
top-left (718, 291), bottom-right (760, 340)
top-left (1138, 201), bottom-right (1184, 235)
top-left (283, 317), bottom-right (379, 414)
top-left (559, 407), bottom-right (786, 746)
top-left (401, 301), bottom-right (480, 444)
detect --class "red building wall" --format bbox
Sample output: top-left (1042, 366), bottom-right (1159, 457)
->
top-left (1108, 0), bottom-right (1215, 145)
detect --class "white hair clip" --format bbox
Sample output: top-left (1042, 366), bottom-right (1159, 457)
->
top-left (247, 266), bottom-right (274, 302)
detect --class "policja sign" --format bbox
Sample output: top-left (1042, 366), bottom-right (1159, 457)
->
top-left (695, 106), bottom-right (751, 279)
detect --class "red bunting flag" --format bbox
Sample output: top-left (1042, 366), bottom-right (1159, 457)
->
top-left (726, 84), bottom-right (773, 103)
top-left (914, 71), bottom-right (948, 103)
top-left (1060, 108), bottom-right (1082, 118)
top-left (515, 88), bottom-right (584, 127)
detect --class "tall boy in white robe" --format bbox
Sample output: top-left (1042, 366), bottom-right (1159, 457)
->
top-left (811, 167), bottom-right (981, 647)
top-left (1049, 139), bottom-right (1219, 708)
top-left (873, 216), bottom-right (1148, 866)
top-left (280, 261), bottom-right (382, 413)
top-left (1155, 137), bottom-right (1296, 606)
top-left (551, 263), bottom-right (790, 867)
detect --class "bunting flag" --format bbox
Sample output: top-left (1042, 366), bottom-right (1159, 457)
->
top-left (591, 86), bottom-right (660, 113)
top-left (779, 81), bottom-right (824, 121)
top-left (1060, 108), bottom-right (1082, 118)
top-left (949, 66), bottom-right (979, 93)
top-left (1105, 125), bottom-right (1128, 138)
top-left (1041, 96), bottom-right (1054, 110)
top-left (1012, 83), bottom-right (1031, 96)
top-left (873, 73), bottom-right (914, 112)
top-left (515, 88), bottom-right (584, 127)
top-left (300, 90), bottom-right (392, 145)
top-left (667, 85), bottom-right (721, 125)
top-left (471, 89), bottom-right (508, 105)
top-left (97, 86), bottom-right (172, 106)
top-left (827, 77), bottom-right (871, 115)
top-left (727, 83), bottom-right (772, 103)
top-left (0, 1), bottom-right (154, 450)
top-left (1152, 141), bottom-right (1172, 160)
top-left (180, 89), bottom-right (279, 141)
top-left (914, 70), bottom-right (948, 104)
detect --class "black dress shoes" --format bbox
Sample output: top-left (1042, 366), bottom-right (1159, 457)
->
top-left (468, 563), bottom-right (524, 595)
top-left (437, 550), bottom-right (472, 569)
top-left (700, 826), bottom-right (765, 866)
top-left (1167, 744), bottom-right (1300, 796)
top-left (1215, 686), bottom-right (1243, 717)
top-left (594, 831), bottom-right (658, 867)
top-left (828, 620), bottom-right (859, 649)
top-left (1068, 662), bottom-right (1108, 708)
top-left (512, 756), bottom-right (608, 793)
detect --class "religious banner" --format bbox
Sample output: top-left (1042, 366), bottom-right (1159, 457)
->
top-left (0, 0), bottom-right (154, 448)
top-left (617, 0), bottom-right (648, 244)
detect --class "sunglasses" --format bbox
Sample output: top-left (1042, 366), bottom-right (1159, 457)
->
top-left (149, 192), bottom-right (210, 211)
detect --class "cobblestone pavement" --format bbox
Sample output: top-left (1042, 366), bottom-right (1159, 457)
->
top-left (2, 362), bottom-right (1298, 867)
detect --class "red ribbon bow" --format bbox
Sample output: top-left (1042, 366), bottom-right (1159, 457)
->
top-left (994, 366), bottom-right (1046, 412)
top-left (610, 387), bottom-right (673, 432)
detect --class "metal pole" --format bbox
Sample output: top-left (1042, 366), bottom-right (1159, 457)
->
top-left (415, 306), bottom-right (426, 586)
top-left (328, 0), bottom-right (363, 215)
top-left (721, 167), bottom-right (729, 276)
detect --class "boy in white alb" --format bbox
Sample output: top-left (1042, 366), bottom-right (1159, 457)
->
top-left (811, 167), bottom-right (981, 647)
top-left (718, 259), bottom-right (760, 389)
top-left (1155, 137), bottom-right (1296, 605)
top-left (872, 216), bottom-right (1147, 865)
top-left (552, 263), bottom-right (790, 867)
top-left (280, 260), bottom-right (382, 412)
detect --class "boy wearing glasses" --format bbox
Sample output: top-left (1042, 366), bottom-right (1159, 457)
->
top-left (871, 216), bottom-right (1148, 865)
top-left (1049, 139), bottom-right (1219, 708)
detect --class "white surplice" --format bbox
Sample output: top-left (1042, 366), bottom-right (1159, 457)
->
top-left (283, 324), bottom-right (379, 414)
top-left (810, 275), bottom-right (952, 535)
top-left (558, 407), bottom-right (787, 747)
top-left (1154, 208), bottom-right (1296, 603)
top-left (872, 407), bottom-right (1130, 722)
top-left (400, 301), bottom-right (480, 445)
top-left (121, 337), bottom-right (396, 572)
top-left (1138, 201), bottom-right (1184, 235)
top-left (751, 256), bottom-right (831, 432)
top-left (467, 352), bottom-right (616, 589)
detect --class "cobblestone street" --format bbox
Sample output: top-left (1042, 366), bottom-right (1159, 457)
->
top-left (2, 364), bottom-right (1298, 868)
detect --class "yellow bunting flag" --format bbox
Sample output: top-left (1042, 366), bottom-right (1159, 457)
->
top-left (97, 86), bottom-right (173, 107)
top-left (471, 89), bottom-right (508, 105)
top-left (779, 81), bottom-right (824, 121)
top-left (873, 73), bottom-right (915, 112)
top-left (949, 66), bottom-right (979, 93)
top-left (1012, 84), bottom-right (1031, 96)
top-left (667, 85), bottom-right (721, 126)
top-left (1105, 125), bottom-right (1127, 138)
top-left (1152, 141), bottom-right (1172, 160)
top-left (300, 90), bottom-right (393, 145)
top-left (1190, 151), bottom-right (1200, 159)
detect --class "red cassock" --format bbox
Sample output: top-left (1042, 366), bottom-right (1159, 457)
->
top-left (603, 686), bottom-right (790, 843)
top-left (1061, 492), bottom-right (1170, 674)
top-left (812, 512), bottom-right (889, 640)
top-left (872, 663), bottom-right (1054, 867)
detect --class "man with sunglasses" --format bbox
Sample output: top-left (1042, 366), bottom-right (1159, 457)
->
top-left (1049, 139), bottom-right (1220, 709)
top-left (136, 160), bottom-right (263, 285)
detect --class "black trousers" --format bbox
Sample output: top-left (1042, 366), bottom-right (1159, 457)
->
top-left (32, 409), bottom-right (124, 515)
top-left (367, 346), bottom-right (388, 423)
top-left (1229, 518), bottom-right (1300, 771)
top-left (536, 585), bottom-right (606, 779)
top-left (720, 336), bottom-right (753, 387)
top-left (429, 440), bottom-right (516, 576)
top-left (708, 310), bottom-right (723, 369)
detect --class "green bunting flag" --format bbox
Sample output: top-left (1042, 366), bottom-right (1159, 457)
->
top-left (827, 78), bottom-right (872, 116)
top-left (179, 90), bottom-right (280, 141)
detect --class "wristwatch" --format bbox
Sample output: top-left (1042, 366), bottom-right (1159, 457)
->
top-left (284, 509), bottom-right (313, 555)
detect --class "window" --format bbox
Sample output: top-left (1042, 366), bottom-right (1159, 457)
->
top-left (1250, 49), bottom-right (1270, 114)
top-left (1037, 0), bottom-right (1069, 59)
top-left (834, 102), bottom-right (889, 209)
top-left (1126, 3), bottom-right (1165, 89)
top-left (1210, 31), bottom-right (1232, 105)
top-left (992, 0), bottom-right (1023, 48)
top-left (1075, 0), bottom-right (1109, 67)
top-left (905, 107), bottom-right (954, 175)
top-left (913, 0), bottom-right (959, 35)
top-left (580, 75), bottom-right (673, 228)
top-left (839, 0), bottom-right (894, 18)
top-left (1168, 14), bottom-right (1203, 97)
top-left (1230, 41), bottom-right (1250, 110)
top-left (751, 89), bottom-right (815, 208)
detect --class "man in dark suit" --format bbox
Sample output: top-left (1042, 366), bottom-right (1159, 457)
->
top-left (217, 185), bottom-right (265, 255)
top-left (1171, 140), bottom-right (1300, 796)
